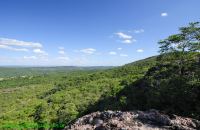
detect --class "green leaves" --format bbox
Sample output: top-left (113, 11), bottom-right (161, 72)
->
top-left (159, 21), bottom-right (200, 53)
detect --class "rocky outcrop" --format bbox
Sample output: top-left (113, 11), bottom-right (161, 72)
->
top-left (65, 110), bottom-right (200, 130)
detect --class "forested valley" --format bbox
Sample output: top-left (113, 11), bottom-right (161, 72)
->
top-left (0, 22), bottom-right (200, 129)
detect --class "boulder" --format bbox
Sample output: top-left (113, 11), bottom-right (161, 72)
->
top-left (66, 110), bottom-right (200, 130)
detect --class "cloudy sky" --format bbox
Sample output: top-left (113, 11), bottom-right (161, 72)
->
top-left (0, 0), bottom-right (200, 66)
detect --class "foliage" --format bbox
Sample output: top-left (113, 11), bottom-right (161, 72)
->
top-left (0, 21), bottom-right (199, 129)
top-left (159, 22), bottom-right (200, 53)
top-left (0, 57), bottom-right (153, 129)
top-left (109, 22), bottom-right (200, 120)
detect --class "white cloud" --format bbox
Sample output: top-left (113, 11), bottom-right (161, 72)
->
top-left (0, 38), bottom-right (47, 55)
top-left (122, 39), bottom-right (137, 44)
top-left (0, 44), bottom-right (29, 52)
top-left (109, 51), bottom-right (117, 55)
top-left (120, 54), bottom-right (128, 57)
top-left (137, 49), bottom-right (144, 53)
top-left (122, 39), bottom-right (132, 44)
top-left (80, 48), bottom-right (96, 54)
top-left (58, 56), bottom-right (69, 61)
top-left (58, 47), bottom-right (65, 50)
top-left (23, 56), bottom-right (37, 59)
top-left (115, 32), bottom-right (136, 44)
top-left (33, 49), bottom-right (48, 55)
top-left (117, 48), bottom-right (122, 50)
top-left (58, 50), bottom-right (65, 54)
top-left (0, 38), bottom-right (42, 48)
top-left (134, 29), bottom-right (144, 34)
top-left (13, 48), bottom-right (29, 52)
top-left (115, 32), bottom-right (132, 39)
top-left (58, 47), bottom-right (66, 55)
top-left (161, 12), bottom-right (168, 17)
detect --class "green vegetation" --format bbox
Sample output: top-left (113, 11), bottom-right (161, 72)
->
top-left (0, 22), bottom-right (199, 129)
top-left (0, 66), bottom-right (113, 78)
top-left (0, 59), bottom-right (154, 129)
top-left (95, 21), bottom-right (200, 118)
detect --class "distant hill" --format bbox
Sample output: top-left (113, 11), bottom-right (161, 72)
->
top-left (0, 66), bottom-right (114, 78)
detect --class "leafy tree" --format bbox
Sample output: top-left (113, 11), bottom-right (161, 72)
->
top-left (158, 22), bottom-right (200, 74)
top-left (33, 104), bottom-right (46, 129)
top-left (159, 22), bottom-right (200, 53)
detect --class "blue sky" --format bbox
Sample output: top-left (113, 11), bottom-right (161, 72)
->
top-left (0, 0), bottom-right (200, 66)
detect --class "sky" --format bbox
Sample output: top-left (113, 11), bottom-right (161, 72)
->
top-left (0, 0), bottom-right (200, 66)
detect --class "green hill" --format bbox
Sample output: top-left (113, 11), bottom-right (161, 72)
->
top-left (0, 21), bottom-right (199, 129)
top-left (0, 52), bottom-right (199, 129)
top-left (0, 55), bottom-right (156, 129)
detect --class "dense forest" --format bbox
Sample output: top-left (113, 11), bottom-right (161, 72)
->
top-left (0, 22), bottom-right (199, 129)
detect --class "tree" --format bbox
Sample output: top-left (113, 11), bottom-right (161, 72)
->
top-left (159, 22), bottom-right (200, 53)
top-left (158, 22), bottom-right (200, 74)
top-left (33, 104), bottom-right (46, 130)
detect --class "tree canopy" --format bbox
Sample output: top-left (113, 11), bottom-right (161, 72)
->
top-left (159, 22), bottom-right (200, 53)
